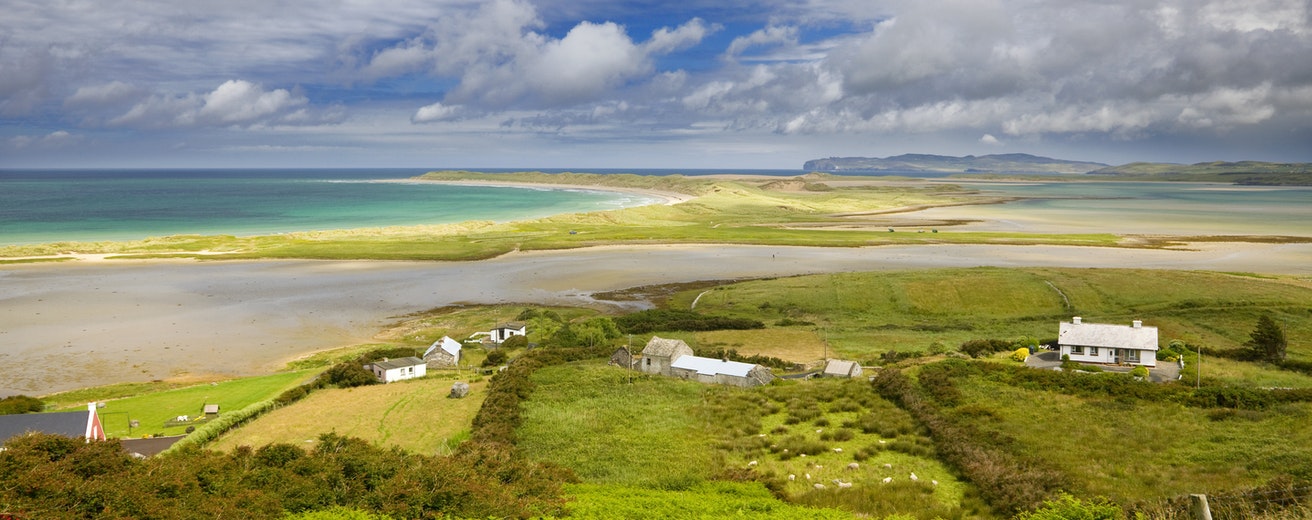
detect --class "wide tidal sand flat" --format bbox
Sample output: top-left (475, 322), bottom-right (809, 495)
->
top-left (3, 242), bottom-right (1310, 396)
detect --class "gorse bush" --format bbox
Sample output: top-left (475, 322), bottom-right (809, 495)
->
top-left (0, 394), bottom-right (44, 415)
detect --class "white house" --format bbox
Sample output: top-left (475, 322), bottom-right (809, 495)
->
top-left (489, 322), bottom-right (527, 344)
top-left (423, 336), bottom-right (462, 368)
top-left (367, 356), bottom-right (427, 383)
top-left (1058, 317), bottom-right (1158, 367)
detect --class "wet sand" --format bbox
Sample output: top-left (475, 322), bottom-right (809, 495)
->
top-left (3, 242), bottom-right (1310, 396)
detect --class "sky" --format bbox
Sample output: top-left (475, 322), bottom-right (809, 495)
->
top-left (2, 0), bottom-right (1311, 169)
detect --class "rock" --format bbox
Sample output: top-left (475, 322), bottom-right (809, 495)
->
top-left (449, 382), bottom-right (470, 398)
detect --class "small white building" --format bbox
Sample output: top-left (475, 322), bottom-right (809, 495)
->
top-left (423, 336), bottom-right (462, 368)
top-left (822, 359), bottom-right (864, 378)
top-left (639, 336), bottom-right (695, 376)
top-left (489, 322), bottom-right (527, 344)
top-left (1058, 317), bottom-right (1158, 367)
top-left (367, 356), bottom-right (427, 383)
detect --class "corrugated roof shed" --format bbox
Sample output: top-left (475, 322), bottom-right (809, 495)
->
top-left (823, 360), bottom-right (860, 377)
top-left (372, 356), bottom-right (426, 371)
top-left (670, 355), bottom-right (757, 377)
top-left (1059, 320), bottom-right (1158, 350)
top-left (641, 336), bottom-right (690, 357)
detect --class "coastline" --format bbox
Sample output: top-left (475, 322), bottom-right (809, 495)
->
top-left (375, 177), bottom-right (698, 206)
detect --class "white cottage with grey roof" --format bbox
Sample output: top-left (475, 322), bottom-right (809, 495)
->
top-left (1058, 317), bottom-right (1158, 367)
top-left (367, 356), bottom-right (427, 383)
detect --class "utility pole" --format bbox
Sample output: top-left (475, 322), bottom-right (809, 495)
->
top-left (1196, 345), bottom-right (1201, 389)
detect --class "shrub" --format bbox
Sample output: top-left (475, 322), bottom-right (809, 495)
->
top-left (482, 349), bottom-right (509, 367)
top-left (1015, 493), bottom-right (1124, 520)
top-left (0, 395), bottom-right (45, 415)
top-left (322, 362), bottom-right (378, 388)
top-left (499, 335), bottom-right (528, 350)
top-left (614, 309), bottom-right (764, 334)
top-left (1010, 348), bottom-right (1030, 362)
top-left (1130, 366), bottom-right (1149, 379)
top-left (960, 339), bottom-right (1014, 358)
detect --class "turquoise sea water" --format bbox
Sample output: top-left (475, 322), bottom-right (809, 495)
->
top-left (0, 169), bottom-right (663, 245)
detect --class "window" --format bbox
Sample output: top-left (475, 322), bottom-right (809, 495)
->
top-left (1089, 347), bottom-right (1099, 356)
top-left (1126, 350), bottom-right (1140, 362)
top-left (645, 358), bottom-right (651, 367)
top-left (1071, 345), bottom-right (1084, 355)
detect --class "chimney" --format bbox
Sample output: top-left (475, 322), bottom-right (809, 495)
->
top-left (1133, 320), bottom-right (1142, 328)
top-left (1072, 316), bottom-right (1082, 324)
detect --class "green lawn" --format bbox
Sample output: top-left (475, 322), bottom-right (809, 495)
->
top-left (67, 370), bottom-right (316, 438)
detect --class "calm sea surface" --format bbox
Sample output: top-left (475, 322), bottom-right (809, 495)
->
top-left (0, 169), bottom-right (667, 245)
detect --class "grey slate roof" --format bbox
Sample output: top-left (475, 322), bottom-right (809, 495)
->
top-left (371, 356), bottom-right (426, 371)
top-left (1059, 321), bottom-right (1159, 350)
top-left (494, 322), bottom-right (526, 331)
top-left (641, 336), bottom-right (690, 357)
top-left (670, 355), bottom-right (757, 377)
top-left (0, 410), bottom-right (90, 445)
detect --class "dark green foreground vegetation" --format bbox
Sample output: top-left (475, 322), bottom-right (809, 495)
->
top-left (4, 267), bottom-right (1312, 518)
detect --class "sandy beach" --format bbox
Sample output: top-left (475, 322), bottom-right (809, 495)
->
top-left (377, 178), bottom-right (698, 206)
top-left (3, 241), bottom-right (1310, 396)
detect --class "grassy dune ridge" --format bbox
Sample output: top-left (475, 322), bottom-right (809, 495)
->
top-left (9, 171), bottom-right (1263, 261)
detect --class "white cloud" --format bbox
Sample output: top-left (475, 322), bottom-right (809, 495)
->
top-left (65, 81), bottom-right (142, 107)
top-left (412, 102), bottom-right (461, 123)
top-left (725, 25), bottom-right (798, 59)
top-left (980, 133), bottom-right (1002, 146)
top-left (108, 80), bottom-right (332, 128)
top-left (645, 18), bottom-right (718, 54)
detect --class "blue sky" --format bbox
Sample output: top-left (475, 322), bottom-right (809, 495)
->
top-left (2, 0), bottom-right (1310, 169)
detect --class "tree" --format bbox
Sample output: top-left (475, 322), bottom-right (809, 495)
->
top-left (1245, 314), bottom-right (1287, 363)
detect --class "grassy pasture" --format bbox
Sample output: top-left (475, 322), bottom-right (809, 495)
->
top-left (210, 374), bottom-right (486, 455)
top-left (517, 361), bottom-right (987, 518)
top-left (678, 268), bottom-right (1312, 370)
top-left (948, 375), bottom-right (1312, 505)
top-left (62, 370), bottom-right (315, 438)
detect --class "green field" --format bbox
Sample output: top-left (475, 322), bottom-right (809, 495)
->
top-left (58, 370), bottom-right (316, 438)
top-left (677, 268), bottom-right (1312, 370)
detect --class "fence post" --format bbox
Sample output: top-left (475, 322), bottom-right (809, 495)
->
top-left (1190, 494), bottom-right (1213, 520)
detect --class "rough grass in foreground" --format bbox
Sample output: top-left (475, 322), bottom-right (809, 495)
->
top-left (562, 482), bottom-right (852, 519)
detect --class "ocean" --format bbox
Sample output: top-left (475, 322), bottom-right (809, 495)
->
top-left (0, 169), bottom-right (672, 245)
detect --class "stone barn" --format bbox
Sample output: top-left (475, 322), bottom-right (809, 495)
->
top-left (424, 336), bottom-right (463, 368)
top-left (822, 359), bottom-right (864, 378)
top-left (639, 336), bottom-right (694, 376)
top-left (609, 347), bottom-right (639, 369)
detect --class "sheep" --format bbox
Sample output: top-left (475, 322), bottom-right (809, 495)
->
top-left (847, 462), bottom-right (860, 471)
top-left (788, 474), bottom-right (796, 481)
top-left (931, 480), bottom-right (939, 486)
top-left (838, 481), bottom-right (853, 489)
top-left (747, 460), bottom-right (758, 467)
top-left (805, 473), bottom-right (812, 480)
top-left (882, 463), bottom-right (892, 469)
top-left (815, 464), bottom-right (823, 470)
top-left (909, 472), bottom-right (918, 482)
top-left (881, 477), bottom-right (893, 484)
top-left (833, 447), bottom-right (843, 453)
top-left (814, 483), bottom-right (826, 490)
top-left (878, 439), bottom-right (887, 444)
top-left (816, 429), bottom-right (823, 433)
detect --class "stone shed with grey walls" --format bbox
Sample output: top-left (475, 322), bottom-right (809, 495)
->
top-left (639, 336), bottom-right (694, 376)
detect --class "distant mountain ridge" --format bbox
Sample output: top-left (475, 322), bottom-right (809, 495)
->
top-left (803, 153), bottom-right (1109, 174)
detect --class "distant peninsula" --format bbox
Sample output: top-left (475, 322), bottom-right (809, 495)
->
top-left (804, 154), bottom-right (1312, 185)
top-left (802, 153), bottom-right (1109, 175)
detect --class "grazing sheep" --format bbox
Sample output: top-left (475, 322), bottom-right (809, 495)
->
top-left (747, 460), bottom-right (758, 467)
top-left (805, 473), bottom-right (812, 480)
top-left (847, 462), bottom-right (860, 470)
top-left (816, 429), bottom-right (823, 433)
top-left (882, 477), bottom-right (893, 484)
top-left (788, 474), bottom-right (795, 481)
top-left (909, 472), bottom-right (918, 482)
top-left (799, 454), bottom-right (806, 458)
top-left (932, 480), bottom-right (939, 486)
top-left (833, 447), bottom-right (843, 453)
top-left (878, 440), bottom-right (887, 444)
top-left (838, 481), bottom-right (853, 489)
top-left (883, 463), bottom-right (892, 469)
top-left (815, 464), bottom-right (823, 470)
top-left (814, 483), bottom-right (826, 490)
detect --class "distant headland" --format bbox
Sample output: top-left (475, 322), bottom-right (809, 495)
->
top-left (803, 153), bottom-right (1312, 185)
